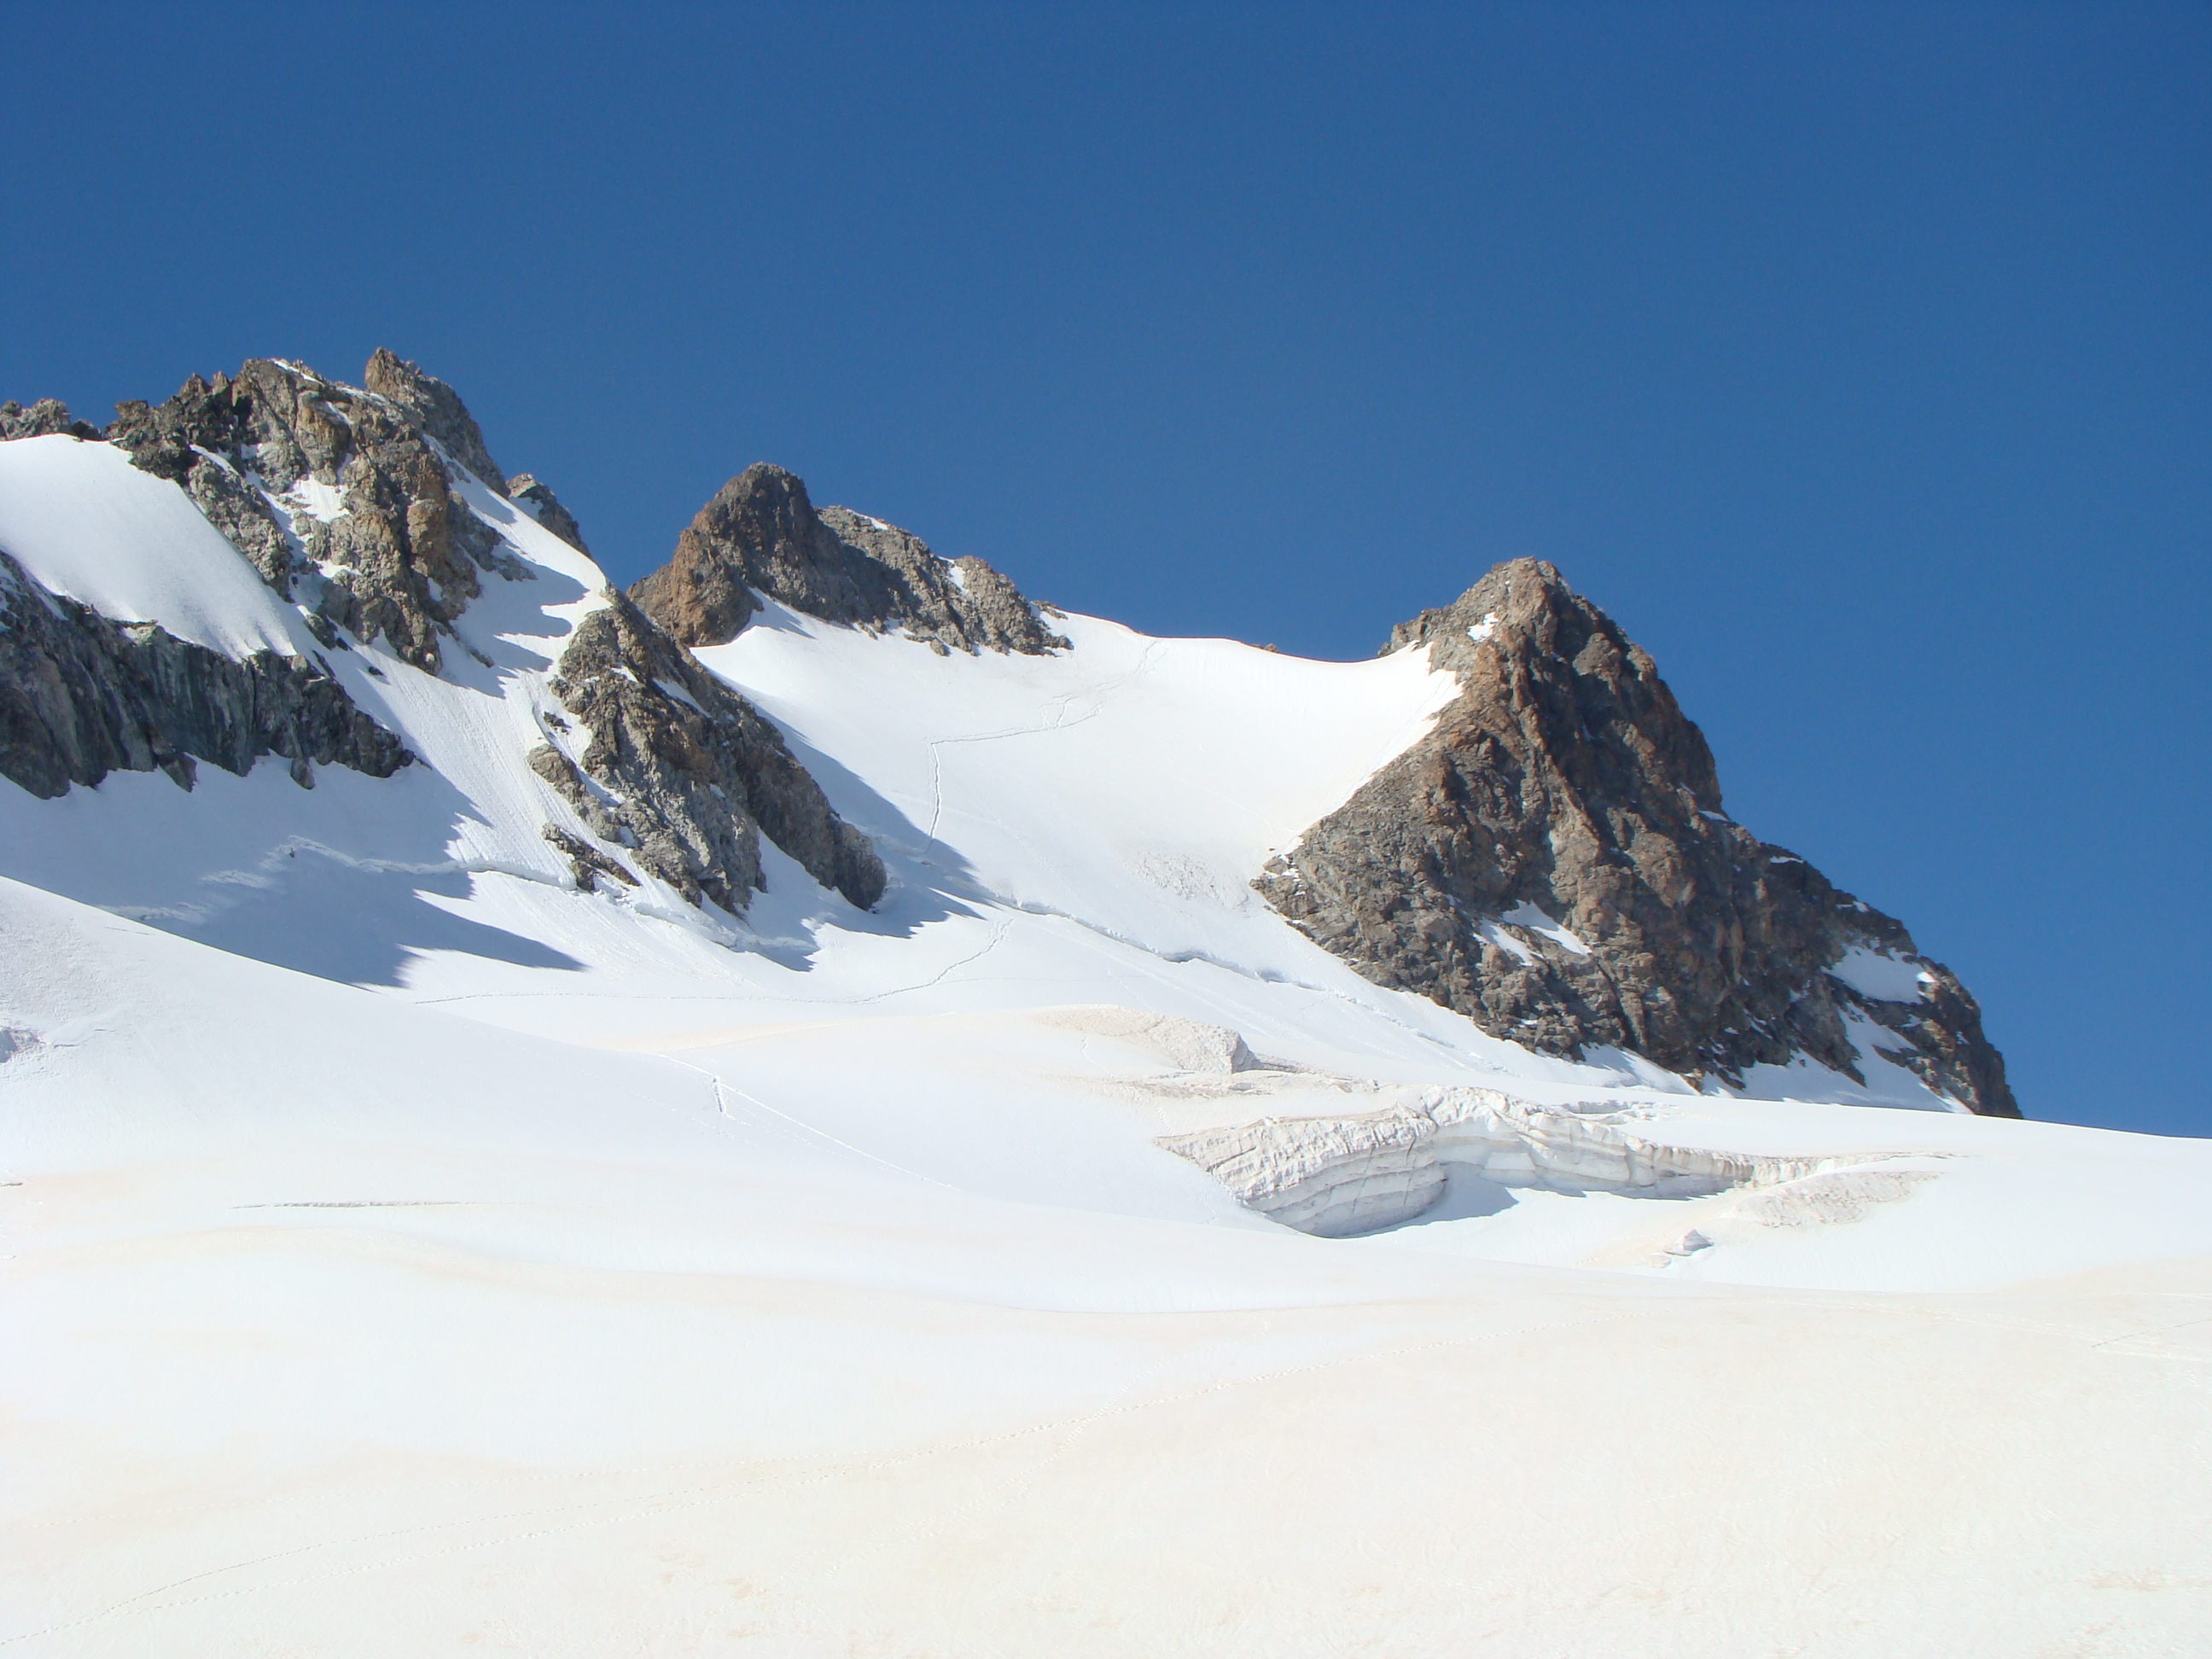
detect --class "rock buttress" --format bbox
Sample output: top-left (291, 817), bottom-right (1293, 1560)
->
top-left (1254, 559), bottom-right (2017, 1115)
top-left (0, 548), bottom-right (411, 798)
top-left (534, 593), bottom-right (884, 914)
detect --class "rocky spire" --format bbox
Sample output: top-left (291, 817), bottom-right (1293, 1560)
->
top-left (361, 347), bottom-right (509, 493)
top-left (1256, 559), bottom-right (2017, 1115)
top-left (628, 462), bottom-right (1066, 656)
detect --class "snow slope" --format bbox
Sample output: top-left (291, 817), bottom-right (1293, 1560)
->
top-left (0, 438), bottom-right (311, 657)
top-left (3, 431), bottom-right (2209, 1655)
top-left (5, 877), bottom-right (2210, 1657)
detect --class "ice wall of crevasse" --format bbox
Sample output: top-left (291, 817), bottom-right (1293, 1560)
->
top-left (1157, 1076), bottom-right (1930, 1237)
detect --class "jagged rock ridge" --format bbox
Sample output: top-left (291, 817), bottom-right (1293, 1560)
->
top-left (105, 355), bottom-right (528, 675)
top-left (2, 356), bottom-right (884, 924)
top-left (1256, 559), bottom-right (2016, 1115)
top-left (628, 462), bottom-right (1066, 656)
top-left (0, 400), bottom-right (99, 441)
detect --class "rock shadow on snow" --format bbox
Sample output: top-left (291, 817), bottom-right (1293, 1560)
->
top-left (0, 755), bottom-right (585, 990)
top-left (740, 719), bottom-right (991, 952)
top-left (183, 851), bottom-right (584, 987)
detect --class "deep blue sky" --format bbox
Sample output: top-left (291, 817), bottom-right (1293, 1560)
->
top-left (3, 5), bottom-right (2205, 1134)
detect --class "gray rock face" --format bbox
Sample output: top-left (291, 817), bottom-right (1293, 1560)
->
top-left (627, 462), bottom-right (1066, 655)
top-left (538, 592), bottom-right (885, 914)
top-left (106, 356), bottom-right (527, 674)
top-left (0, 400), bottom-right (99, 441)
top-left (361, 348), bottom-right (509, 500)
top-left (816, 505), bottom-right (1069, 657)
top-left (506, 474), bottom-right (588, 554)
top-left (541, 824), bottom-right (637, 894)
top-left (1255, 559), bottom-right (2017, 1116)
top-left (0, 549), bottom-right (411, 798)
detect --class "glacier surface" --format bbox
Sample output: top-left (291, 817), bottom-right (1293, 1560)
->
top-left (1, 430), bottom-right (2208, 1657)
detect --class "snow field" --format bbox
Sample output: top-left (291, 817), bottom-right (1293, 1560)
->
top-left (5, 879), bottom-right (2209, 1656)
top-left (4, 432), bottom-right (2210, 1654)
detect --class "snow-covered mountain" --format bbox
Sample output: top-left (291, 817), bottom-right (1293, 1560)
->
top-left (3, 356), bottom-right (2205, 1656)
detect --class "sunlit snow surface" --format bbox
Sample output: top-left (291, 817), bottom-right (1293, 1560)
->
top-left (3, 438), bottom-right (2209, 1656)
top-left (0, 439), bottom-right (311, 656)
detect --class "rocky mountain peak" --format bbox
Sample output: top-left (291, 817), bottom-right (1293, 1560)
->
top-left (630, 463), bottom-right (840, 646)
top-left (361, 347), bottom-right (509, 498)
top-left (1258, 559), bottom-right (2017, 1115)
top-left (4, 352), bottom-right (885, 929)
top-left (103, 354), bottom-right (533, 674)
top-left (629, 462), bottom-right (1067, 657)
top-left (2, 364), bottom-right (425, 800)
top-left (1391, 556), bottom-right (1728, 815)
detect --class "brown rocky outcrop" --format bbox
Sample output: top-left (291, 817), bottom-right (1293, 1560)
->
top-left (1255, 559), bottom-right (2016, 1115)
top-left (361, 348), bottom-right (510, 498)
top-left (628, 462), bottom-right (1066, 655)
top-left (535, 592), bottom-right (884, 914)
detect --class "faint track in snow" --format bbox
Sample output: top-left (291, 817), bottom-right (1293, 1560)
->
top-left (909, 876), bottom-right (1499, 1066)
top-left (2087, 1311), bottom-right (2212, 1355)
top-left (659, 1054), bottom-right (961, 1190)
top-left (885, 637), bottom-right (1497, 1062)
top-left (854, 919), bottom-right (1010, 1004)
top-left (919, 640), bottom-right (1166, 857)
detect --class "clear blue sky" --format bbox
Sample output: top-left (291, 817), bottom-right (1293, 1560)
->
top-left (3, 4), bottom-right (2205, 1134)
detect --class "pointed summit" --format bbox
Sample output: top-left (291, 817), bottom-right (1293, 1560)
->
top-left (631, 463), bottom-right (848, 645)
top-left (362, 347), bottom-right (509, 493)
top-left (1259, 558), bottom-right (2016, 1115)
top-left (629, 462), bottom-right (1067, 656)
